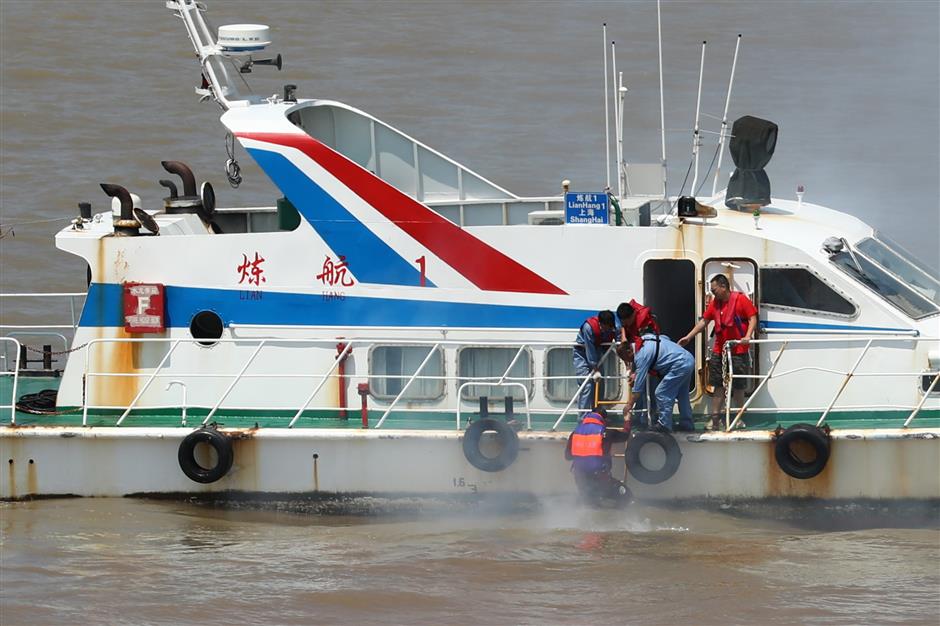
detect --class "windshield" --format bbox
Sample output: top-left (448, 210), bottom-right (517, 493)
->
top-left (831, 245), bottom-right (939, 320)
top-left (858, 235), bottom-right (939, 306)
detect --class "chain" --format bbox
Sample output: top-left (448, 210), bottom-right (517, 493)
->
top-left (23, 342), bottom-right (90, 357)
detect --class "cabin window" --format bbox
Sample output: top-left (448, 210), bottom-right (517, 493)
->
top-left (856, 236), bottom-right (940, 306)
top-left (544, 347), bottom-right (621, 403)
top-left (369, 345), bottom-right (444, 401)
top-left (922, 372), bottom-right (940, 395)
top-left (759, 266), bottom-right (857, 317)
top-left (830, 248), bottom-right (939, 320)
top-left (457, 346), bottom-right (532, 403)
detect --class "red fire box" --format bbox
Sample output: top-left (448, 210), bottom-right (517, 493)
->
top-left (122, 282), bottom-right (166, 333)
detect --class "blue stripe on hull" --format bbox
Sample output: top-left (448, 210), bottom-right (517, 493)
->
top-left (762, 320), bottom-right (912, 333)
top-left (248, 148), bottom-right (435, 288)
top-left (79, 283), bottom-right (591, 329)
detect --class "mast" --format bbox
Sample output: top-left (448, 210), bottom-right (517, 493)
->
top-left (168, 0), bottom-right (245, 110)
top-left (657, 0), bottom-right (667, 198)
top-left (603, 23), bottom-right (611, 190)
top-left (689, 40), bottom-right (706, 196)
top-left (712, 35), bottom-right (742, 197)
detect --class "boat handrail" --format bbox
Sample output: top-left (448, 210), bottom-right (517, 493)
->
top-left (8, 333), bottom-right (935, 430)
top-left (723, 336), bottom-right (940, 430)
top-left (0, 338), bottom-right (21, 424)
top-left (0, 292), bottom-right (86, 334)
top-left (79, 336), bottom-right (609, 429)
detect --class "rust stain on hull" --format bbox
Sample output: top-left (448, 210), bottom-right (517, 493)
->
top-left (92, 329), bottom-right (142, 409)
top-left (26, 459), bottom-right (37, 496)
top-left (230, 433), bottom-right (260, 492)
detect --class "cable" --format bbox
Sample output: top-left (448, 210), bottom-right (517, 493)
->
top-left (225, 132), bottom-right (242, 188)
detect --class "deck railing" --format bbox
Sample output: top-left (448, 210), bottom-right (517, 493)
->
top-left (3, 319), bottom-right (938, 431)
top-left (0, 292), bottom-right (85, 373)
top-left (723, 336), bottom-right (940, 430)
top-left (75, 336), bottom-right (606, 430)
top-left (0, 338), bottom-right (22, 424)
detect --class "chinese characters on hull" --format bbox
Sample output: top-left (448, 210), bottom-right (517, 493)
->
top-left (237, 252), bottom-right (266, 300)
top-left (318, 254), bottom-right (355, 301)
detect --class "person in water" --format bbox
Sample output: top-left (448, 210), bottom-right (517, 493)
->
top-left (564, 408), bottom-right (632, 506)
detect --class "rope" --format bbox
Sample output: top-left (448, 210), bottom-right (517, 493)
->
top-left (225, 132), bottom-right (242, 188)
top-left (0, 216), bottom-right (72, 239)
top-left (694, 142), bottom-right (722, 196)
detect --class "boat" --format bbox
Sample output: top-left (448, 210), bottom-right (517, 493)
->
top-left (1, 0), bottom-right (938, 503)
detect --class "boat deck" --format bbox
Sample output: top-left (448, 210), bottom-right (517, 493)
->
top-left (5, 376), bottom-right (938, 432)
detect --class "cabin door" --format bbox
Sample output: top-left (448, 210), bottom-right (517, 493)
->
top-left (643, 259), bottom-right (697, 392)
top-left (702, 258), bottom-right (759, 394)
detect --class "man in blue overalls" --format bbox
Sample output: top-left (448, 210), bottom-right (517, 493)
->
top-left (627, 331), bottom-right (696, 433)
top-left (572, 310), bottom-right (617, 410)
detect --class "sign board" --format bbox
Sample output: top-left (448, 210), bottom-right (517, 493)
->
top-left (123, 282), bottom-right (166, 333)
top-left (565, 192), bottom-right (609, 225)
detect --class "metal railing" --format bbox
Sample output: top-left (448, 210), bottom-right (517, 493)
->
top-left (6, 329), bottom-right (937, 432)
top-left (723, 336), bottom-right (940, 430)
top-left (0, 338), bottom-right (22, 424)
top-left (0, 292), bottom-right (86, 373)
top-left (0, 292), bottom-right (85, 331)
top-left (77, 336), bottom-right (608, 430)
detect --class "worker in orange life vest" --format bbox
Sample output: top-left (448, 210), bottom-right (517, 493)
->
top-left (573, 310), bottom-right (618, 410)
top-left (564, 408), bottom-right (631, 506)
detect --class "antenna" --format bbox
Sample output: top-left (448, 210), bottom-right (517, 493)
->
top-left (657, 0), bottom-right (667, 198)
top-left (689, 40), bottom-right (707, 196)
top-left (603, 23), bottom-right (611, 190)
top-left (618, 72), bottom-right (628, 198)
top-left (611, 41), bottom-right (622, 200)
top-left (712, 35), bottom-right (742, 198)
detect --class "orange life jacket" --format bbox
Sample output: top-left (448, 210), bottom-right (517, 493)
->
top-left (569, 415), bottom-right (605, 458)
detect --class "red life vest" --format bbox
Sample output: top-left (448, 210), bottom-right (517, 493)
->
top-left (585, 316), bottom-right (615, 347)
top-left (569, 415), bottom-right (605, 458)
top-left (622, 299), bottom-right (661, 352)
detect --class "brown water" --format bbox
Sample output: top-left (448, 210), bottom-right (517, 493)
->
top-left (2, 498), bottom-right (939, 626)
top-left (1, 2), bottom-right (939, 624)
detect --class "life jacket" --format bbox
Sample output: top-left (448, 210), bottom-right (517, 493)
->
top-left (569, 414), bottom-right (606, 458)
top-left (623, 299), bottom-right (661, 352)
top-left (714, 292), bottom-right (748, 339)
top-left (585, 316), bottom-right (616, 348)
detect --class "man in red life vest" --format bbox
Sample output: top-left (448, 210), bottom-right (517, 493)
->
top-left (564, 408), bottom-right (631, 506)
top-left (679, 274), bottom-right (758, 429)
top-left (572, 310), bottom-right (617, 410)
top-left (616, 300), bottom-right (661, 429)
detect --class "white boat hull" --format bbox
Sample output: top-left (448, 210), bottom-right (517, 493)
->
top-left (3, 427), bottom-right (937, 501)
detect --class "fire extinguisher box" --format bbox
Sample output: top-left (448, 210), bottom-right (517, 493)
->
top-left (123, 282), bottom-right (166, 333)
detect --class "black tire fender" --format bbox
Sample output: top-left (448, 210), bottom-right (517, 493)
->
top-left (625, 431), bottom-right (682, 485)
top-left (178, 428), bottom-right (234, 484)
top-left (774, 423), bottom-right (830, 480)
top-left (462, 418), bottom-right (519, 472)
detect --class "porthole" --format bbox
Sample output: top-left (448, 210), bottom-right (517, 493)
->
top-left (190, 310), bottom-right (223, 346)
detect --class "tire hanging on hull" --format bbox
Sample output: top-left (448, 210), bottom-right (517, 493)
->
top-left (773, 423), bottom-right (830, 479)
top-left (178, 428), bottom-right (234, 483)
top-left (625, 431), bottom-right (682, 485)
top-left (462, 418), bottom-right (519, 472)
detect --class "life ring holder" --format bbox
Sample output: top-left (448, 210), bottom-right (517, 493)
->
top-left (773, 423), bottom-right (831, 480)
top-left (462, 418), bottom-right (520, 472)
top-left (178, 427), bottom-right (234, 483)
top-left (625, 431), bottom-right (682, 484)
